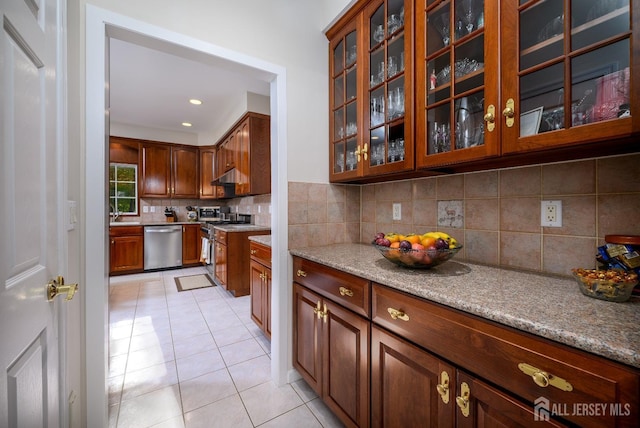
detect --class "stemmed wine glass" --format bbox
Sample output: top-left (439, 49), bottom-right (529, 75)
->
top-left (458, 0), bottom-right (476, 35)
top-left (438, 12), bottom-right (451, 46)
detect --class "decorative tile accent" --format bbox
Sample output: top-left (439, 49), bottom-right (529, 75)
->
top-left (437, 200), bottom-right (464, 228)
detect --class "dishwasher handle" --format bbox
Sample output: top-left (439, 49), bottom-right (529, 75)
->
top-left (145, 228), bottom-right (181, 233)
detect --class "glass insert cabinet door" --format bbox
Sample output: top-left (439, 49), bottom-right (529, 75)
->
top-left (416, 0), bottom-right (499, 168)
top-left (330, 21), bottom-right (361, 179)
top-left (502, 0), bottom-right (634, 153)
top-left (364, 0), bottom-right (414, 175)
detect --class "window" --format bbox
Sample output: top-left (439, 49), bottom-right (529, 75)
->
top-left (109, 163), bottom-right (138, 215)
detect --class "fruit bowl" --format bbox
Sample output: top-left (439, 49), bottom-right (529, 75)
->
top-left (571, 268), bottom-right (638, 302)
top-left (374, 244), bottom-right (462, 269)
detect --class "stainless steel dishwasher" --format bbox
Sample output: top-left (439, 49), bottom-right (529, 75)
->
top-left (144, 225), bottom-right (183, 270)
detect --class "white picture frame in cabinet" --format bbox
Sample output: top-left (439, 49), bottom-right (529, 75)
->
top-left (520, 106), bottom-right (543, 137)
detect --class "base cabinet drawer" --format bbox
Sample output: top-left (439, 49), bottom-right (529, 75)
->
top-left (372, 283), bottom-right (640, 428)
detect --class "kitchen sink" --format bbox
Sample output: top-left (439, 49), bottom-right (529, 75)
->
top-left (110, 221), bottom-right (141, 226)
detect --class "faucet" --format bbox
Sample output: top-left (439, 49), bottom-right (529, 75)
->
top-left (110, 203), bottom-right (120, 223)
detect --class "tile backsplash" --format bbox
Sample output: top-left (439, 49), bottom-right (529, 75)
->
top-left (290, 153), bottom-right (640, 277)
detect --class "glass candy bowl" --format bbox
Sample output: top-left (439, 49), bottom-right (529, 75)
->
top-left (571, 268), bottom-right (638, 302)
top-left (374, 244), bottom-right (462, 269)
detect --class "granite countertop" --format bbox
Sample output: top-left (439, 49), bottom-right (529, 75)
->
top-left (213, 224), bottom-right (271, 233)
top-left (109, 221), bottom-right (201, 226)
top-left (289, 243), bottom-right (640, 369)
top-left (248, 234), bottom-right (271, 247)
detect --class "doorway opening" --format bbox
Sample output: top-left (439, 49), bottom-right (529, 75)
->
top-left (86, 7), bottom-right (289, 426)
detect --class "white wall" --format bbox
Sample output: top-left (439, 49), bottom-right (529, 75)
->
top-left (74, 0), bottom-right (350, 183)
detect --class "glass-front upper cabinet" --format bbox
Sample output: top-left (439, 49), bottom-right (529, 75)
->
top-left (330, 19), bottom-right (362, 182)
top-left (363, 0), bottom-right (414, 176)
top-left (416, 0), bottom-right (499, 168)
top-left (501, 0), bottom-right (637, 153)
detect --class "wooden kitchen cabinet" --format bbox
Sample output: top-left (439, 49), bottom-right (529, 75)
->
top-left (181, 224), bottom-right (201, 267)
top-left (372, 283), bottom-right (640, 427)
top-left (214, 228), bottom-right (270, 297)
top-left (249, 241), bottom-right (271, 338)
top-left (109, 136), bottom-right (139, 164)
top-left (140, 141), bottom-right (199, 198)
top-left (327, 0), bottom-right (414, 183)
top-left (293, 257), bottom-right (370, 428)
top-left (292, 254), bottom-right (640, 427)
top-left (199, 145), bottom-right (218, 199)
top-left (329, 0), bottom-right (638, 181)
top-left (415, 0), bottom-right (638, 169)
top-left (109, 225), bottom-right (144, 275)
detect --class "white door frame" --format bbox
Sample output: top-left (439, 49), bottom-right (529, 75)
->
top-left (85, 6), bottom-right (290, 426)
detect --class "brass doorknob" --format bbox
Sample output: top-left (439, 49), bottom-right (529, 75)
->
top-left (47, 276), bottom-right (78, 301)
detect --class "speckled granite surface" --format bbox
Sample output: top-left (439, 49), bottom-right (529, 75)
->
top-left (289, 243), bottom-right (640, 369)
top-left (248, 234), bottom-right (271, 247)
top-left (212, 224), bottom-right (271, 233)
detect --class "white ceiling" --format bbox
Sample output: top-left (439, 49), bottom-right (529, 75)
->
top-left (109, 37), bottom-right (271, 136)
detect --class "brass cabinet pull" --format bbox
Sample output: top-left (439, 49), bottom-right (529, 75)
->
top-left (313, 300), bottom-right (322, 319)
top-left (296, 269), bottom-right (307, 277)
top-left (355, 145), bottom-right (362, 162)
top-left (259, 272), bottom-right (265, 281)
top-left (387, 307), bottom-right (409, 321)
top-left (322, 303), bottom-right (328, 323)
top-left (503, 98), bottom-right (515, 127)
top-left (484, 104), bottom-right (495, 132)
top-left (437, 371), bottom-right (450, 404)
top-left (518, 363), bottom-right (573, 391)
top-left (456, 382), bottom-right (470, 417)
top-left (47, 276), bottom-right (78, 302)
top-left (339, 286), bottom-right (354, 297)
top-left (362, 143), bottom-right (368, 161)
top-left (250, 249), bottom-right (257, 255)
top-left (263, 271), bottom-right (269, 281)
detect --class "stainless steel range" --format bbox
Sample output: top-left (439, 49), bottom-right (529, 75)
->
top-left (201, 214), bottom-right (253, 281)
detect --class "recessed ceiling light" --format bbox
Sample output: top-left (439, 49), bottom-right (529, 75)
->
top-left (189, 99), bottom-right (202, 105)
top-left (182, 122), bottom-right (192, 127)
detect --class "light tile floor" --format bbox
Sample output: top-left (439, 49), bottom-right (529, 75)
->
top-left (109, 266), bottom-right (344, 428)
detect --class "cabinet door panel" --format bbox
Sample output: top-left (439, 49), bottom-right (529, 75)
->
top-left (456, 371), bottom-right (568, 428)
top-left (110, 235), bottom-right (143, 274)
top-left (250, 260), bottom-right (265, 331)
top-left (214, 242), bottom-right (227, 287)
top-left (292, 283), bottom-right (322, 395)
top-left (172, 146), bottom-right (199, 198)
top-left (181, 224), bottom-right (200, 266)
top-left (371, 325), bottom-right (454, 428)
top-left (323, 300), bottom-right (369, 428)
top-left (140, 144), bottom-right (171, 197)
top-left (199, 147), bottom-right (216, 199)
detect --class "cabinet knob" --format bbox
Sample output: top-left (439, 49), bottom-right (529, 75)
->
top-left (339, 286), bottom-right (354, 297)
top-left (455, 382), bottom-right (470, 417)
top-left (483, 104), bottom-right (496, 132)
top-left (436, 371), bottom-right (450, 404)
top-left (296, 269), bottom-right (307, 277)
top-left (387, 307), bottom-right (409, 321)
top-left (503, 98), bottom-right (515, 127)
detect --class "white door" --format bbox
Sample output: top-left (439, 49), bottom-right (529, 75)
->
top-left (0, 0), bottom-right (66, 426)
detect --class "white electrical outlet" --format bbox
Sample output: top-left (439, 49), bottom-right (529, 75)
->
top-left (393, 203), bottom-right (402, 220)
top-left (541, 200), bottom-right (562, 227)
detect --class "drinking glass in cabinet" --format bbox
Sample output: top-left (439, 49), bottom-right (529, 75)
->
top-left (371, 95), bottom-right (385, 127)
top-left (388, 14), bottom-right (401, 34)
top-left (388, 56), bottom-right (398, 78)
top-left (431, 122), bottom-right (451, 154)
top-left (437, 11), bottom-right (451, 46)
top-left (373, 25), bottom-right (385, 43)
top-left (370, 144), bottom-right (385, 166)
top-left (387, 87), bottom-right (405, 120)
top-left (346, 150), bottom-right (357, 171)
top-left (347, 45), bottom-right (357, 66)
top-left (346, 122), bottom-right (357, 136)
top-left (335, 152), bottom-right (345, 173)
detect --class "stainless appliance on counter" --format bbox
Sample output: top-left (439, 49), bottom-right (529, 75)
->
top-left (197, 206), bottom-right (221, 221)
top-left (200, 214), bottom-right (253, 281)
top-left (144, 225), bottom-right (182, 270)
